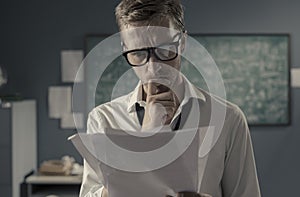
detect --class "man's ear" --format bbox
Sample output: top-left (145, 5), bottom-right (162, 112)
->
top-left (180, 31), bottom-right (187, 54)
top-left (121, 41), bottom-right (127, 52)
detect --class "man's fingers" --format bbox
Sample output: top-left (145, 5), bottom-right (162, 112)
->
top-left (147, 91), bottom-right (174, 102)
top-left (147, 83), bottom-right (158, 96)
top-left (149, 100), bottom-right (175, 107)
top-left (143, 83), bottom-right (180, 128)
top-left (174, 192), bottom-right (212, 197)
top-left (147, 104), bottom-right (177, 123)
top-left (147, 83), bottom-right (170, 96)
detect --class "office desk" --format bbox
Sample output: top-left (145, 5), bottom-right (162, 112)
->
top-left (23, 175), bottom-right (82, 197)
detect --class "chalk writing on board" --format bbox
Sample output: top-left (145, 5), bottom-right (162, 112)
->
top-left (85, 35), bottom-right (290, 125)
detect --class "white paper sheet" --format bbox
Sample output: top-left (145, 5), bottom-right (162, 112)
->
top-left (48, 86), bottom-right (72, 119)
top-left (291, 68), bottom-right (300, 87)
top-left (69, 128), bottom-right (199, 197)
top-left (61, 113), bottom-right (84, 129)
top-left (61, 50), bottom-right (84, 82)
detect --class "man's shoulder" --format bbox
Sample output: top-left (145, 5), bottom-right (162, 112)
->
top-left (195, 87), bottom-right (244, 117)
top-left (195, 87), bottom-right (249, 141)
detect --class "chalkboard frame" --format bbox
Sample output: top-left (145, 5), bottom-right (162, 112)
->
top-left (84, 33), bottom-right (291, 127)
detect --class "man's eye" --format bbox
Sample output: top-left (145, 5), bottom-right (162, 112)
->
top-left (158, 49), bottom-right (171, 57)
top-left (127, 51), bottom-right (148, 64)
top-left (131, 51), bottom-right (145, 57)
top-left (156, 45), bottom-right (177, 58)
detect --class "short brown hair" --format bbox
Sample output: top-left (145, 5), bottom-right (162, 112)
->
top-left (115, 0), bottom-right (184, 31)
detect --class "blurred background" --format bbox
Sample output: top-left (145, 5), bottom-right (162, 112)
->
top-left (0, 0), bottom-right (299, 196)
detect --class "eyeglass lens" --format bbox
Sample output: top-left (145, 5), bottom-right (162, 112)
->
top-left (126, 44), bottom-right (178, 66)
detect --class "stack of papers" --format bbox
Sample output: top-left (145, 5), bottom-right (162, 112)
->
top-left (69, 128), bottom-right (199, 197)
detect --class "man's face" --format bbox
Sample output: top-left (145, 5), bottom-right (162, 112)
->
top-left (121, 19), bottom-right (184, 92)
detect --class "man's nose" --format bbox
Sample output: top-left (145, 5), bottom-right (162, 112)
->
top-left (147, 54), bottom-right (162, 74)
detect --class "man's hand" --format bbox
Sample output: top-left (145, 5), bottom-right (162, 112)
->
top-left (166, 191), bottom-right (212, 197)
top-left (142, 83), bottom-right (179, 130)
top-left (101, 187), bottom-right (108, 197)
top-left (102, 188), bottom-right (212, 197)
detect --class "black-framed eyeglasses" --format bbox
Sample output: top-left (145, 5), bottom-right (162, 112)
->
top-left (122, 33), bottom-right (183, 67)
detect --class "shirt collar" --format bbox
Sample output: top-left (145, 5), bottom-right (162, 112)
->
top-left (127, 77), bottom-right (206, 113)
top-left (127, 81), bottom-right (145, 113)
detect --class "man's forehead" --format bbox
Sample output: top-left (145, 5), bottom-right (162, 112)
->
top-left (121, 26), bottom-right (180, 48)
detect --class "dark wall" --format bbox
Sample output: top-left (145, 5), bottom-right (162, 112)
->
top-left (0, 0), bottom-right (299, 196)
top-left (0, 0), bottom-right (119, 163)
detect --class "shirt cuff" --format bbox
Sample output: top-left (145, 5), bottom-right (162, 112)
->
top-left (85, 185), bottom-right (104, 197)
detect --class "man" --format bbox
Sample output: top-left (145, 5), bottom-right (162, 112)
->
top-left (80, 0), bottom-right (261, 197)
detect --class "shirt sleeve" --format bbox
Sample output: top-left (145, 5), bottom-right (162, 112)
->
top-left (80, 160), bottom-right (104, 197)
top-left (221, 107), bottom-right (261, 197)
top-left (79, 109), bottom-right (106, 197)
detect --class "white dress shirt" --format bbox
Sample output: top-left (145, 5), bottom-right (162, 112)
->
top-left (80, 78), bottom-right (261, 197)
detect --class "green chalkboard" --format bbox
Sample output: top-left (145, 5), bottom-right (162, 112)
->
top-left (85, 34), bottom-right (290, 126)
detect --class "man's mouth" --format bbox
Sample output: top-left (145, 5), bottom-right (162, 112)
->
top-left (145, 77), bottom-right (172, 87)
